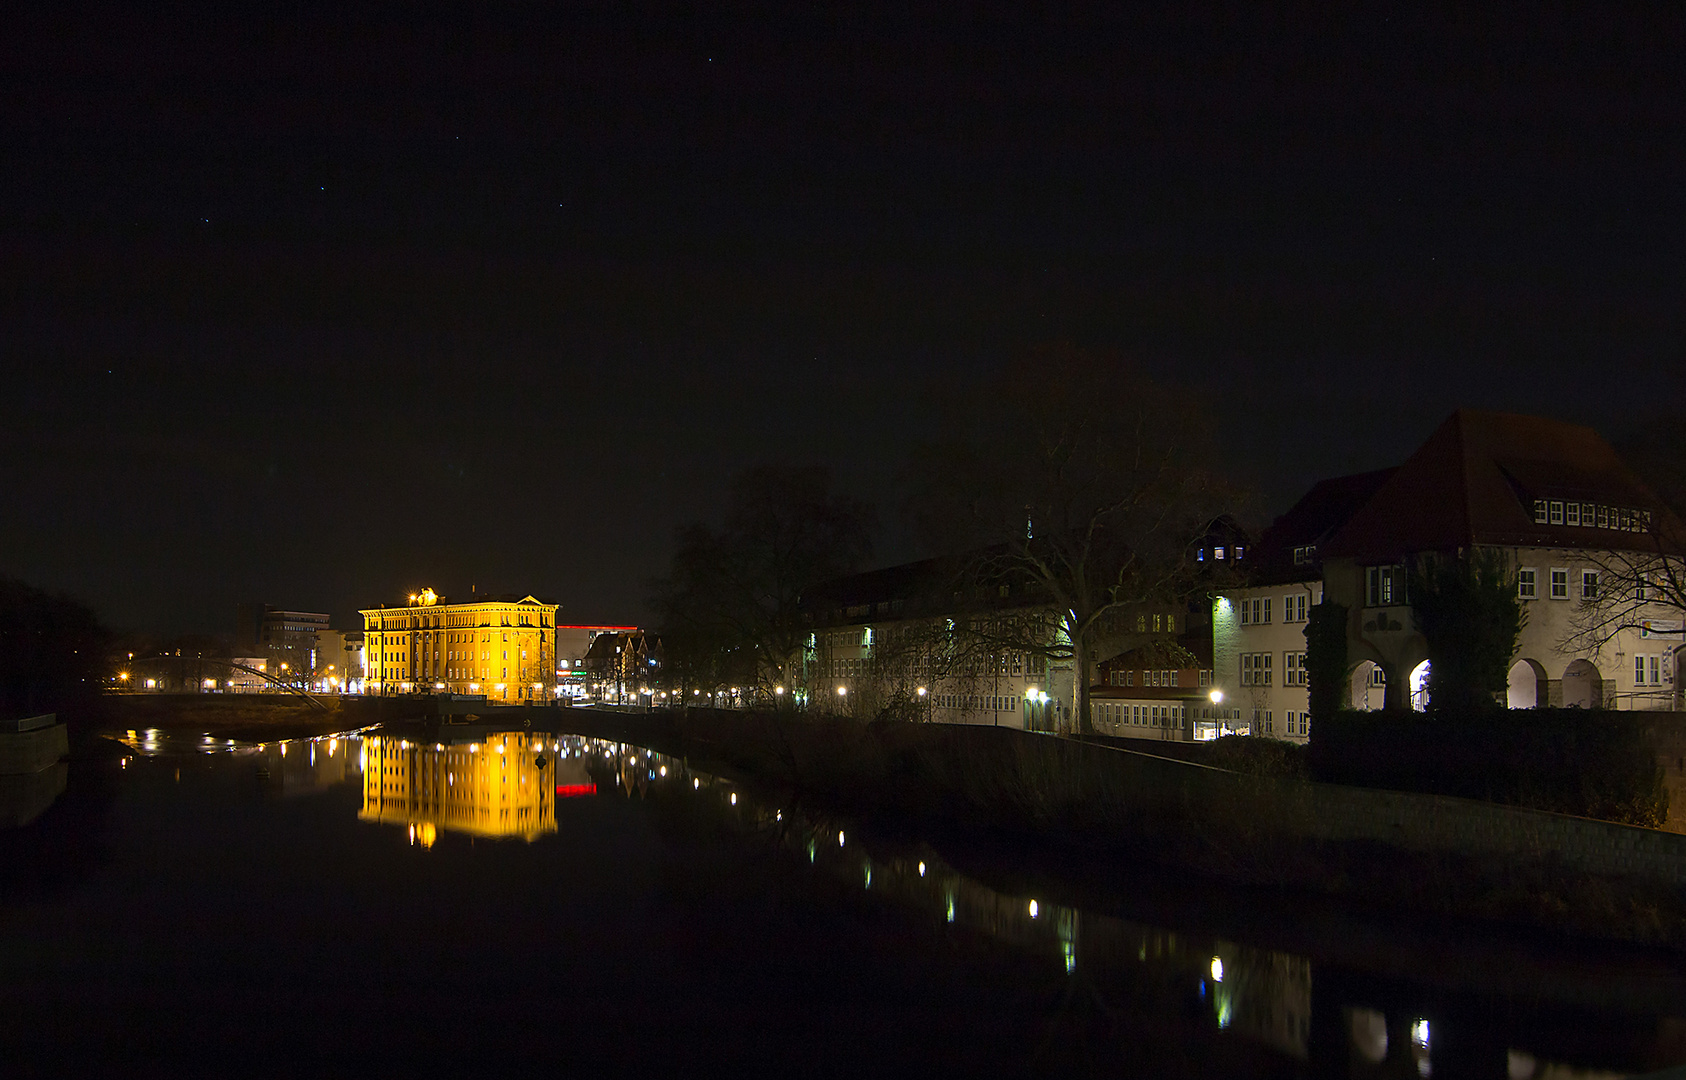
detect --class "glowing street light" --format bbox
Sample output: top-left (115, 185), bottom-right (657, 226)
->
top-left (836, 686), bottom-right (847, 696)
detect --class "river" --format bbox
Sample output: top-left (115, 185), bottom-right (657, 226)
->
top-left (2, 724), bottom-right (1683, 1078)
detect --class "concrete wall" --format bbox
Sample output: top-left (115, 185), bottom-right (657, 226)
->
top-left (0, 723), bottom-right (68, 776)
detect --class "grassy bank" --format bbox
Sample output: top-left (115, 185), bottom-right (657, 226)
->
top-left (562, 707), bottom-right (1686, 950)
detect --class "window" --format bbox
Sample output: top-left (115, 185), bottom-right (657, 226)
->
top-left (1581, 571), bottom-right (1599, 600)
top-left (1550, 568), bottom-right (1569, 600)
top-left (1241, 652), bottom-right (1273, 687)
top-left (1636, 655), bottom-right (1663, 686)
top-left (1284, 593), bottom-right (1307, 622)
top-left (1293, 545), bottom-right (1317, 566)
top-left (1566, 502), bottom-right (1580, 526)
top-left (1534, 499), bottom-right (1548, 524)
top-left (1518, 568), bottom-right (1537, 600)
top-left (1597, 505), bottom-right (1610, 528)
top-left (1284, 652), bottom-right (1308, 687)
top-left (1366, 566), bottom-right (1405, 606)
top-left (1549, 500), bottom-right (1565, 525)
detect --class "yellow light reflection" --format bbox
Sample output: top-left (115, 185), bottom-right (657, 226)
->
top-left (360, 733), bottom-right (556, 842)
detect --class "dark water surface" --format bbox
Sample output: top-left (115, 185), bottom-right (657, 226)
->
top-left (3, 726), bottom-right (1686, 1079)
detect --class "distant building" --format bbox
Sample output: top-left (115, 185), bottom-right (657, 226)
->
top-left (312, 630), bottom-right (364, 694)
top-left (235, 603), bottom-right (331, 684)
top-left (359, 587), bottom-right (558, 702)
top-left (555, 624), bottom-right (640, 699)
top-left (582, 631), bottom-right (662, 704)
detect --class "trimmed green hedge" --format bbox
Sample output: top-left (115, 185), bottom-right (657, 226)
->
top-left (1308, 709), bottom-right (1668, 828)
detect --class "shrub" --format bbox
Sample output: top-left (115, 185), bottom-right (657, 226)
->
top-left (1308, 708), bottom-right (1668, 827)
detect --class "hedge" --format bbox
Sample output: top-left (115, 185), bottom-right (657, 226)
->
top-left (1307, 708), bottom-right (1668, 828)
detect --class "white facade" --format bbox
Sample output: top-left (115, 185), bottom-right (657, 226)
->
top-left (1212, 580), bottom-right (1327, 742)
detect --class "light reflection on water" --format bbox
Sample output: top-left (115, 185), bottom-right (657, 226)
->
top-left (105, 725), bottom-right (1686, 1077)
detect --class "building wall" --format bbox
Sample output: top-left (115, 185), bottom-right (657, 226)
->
top-left (360, 594), bottom-right (558, 702)
top-left (1325, 548), bottom-right (1682, 713)
top-left (801, 615), bottom-right (1063, 730)
top-left (1212, 579), bottom-right (1324, 741)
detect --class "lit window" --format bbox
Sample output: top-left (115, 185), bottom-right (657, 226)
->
top-left (1214, 546), bottom-right (1226, 560)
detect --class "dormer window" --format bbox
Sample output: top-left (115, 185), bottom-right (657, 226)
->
top-left (1214, 546), bottom-right (1226, 560)
top-left (1549, 501), bottom-right (1565, 525)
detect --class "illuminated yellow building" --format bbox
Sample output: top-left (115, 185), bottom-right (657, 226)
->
top-left (359, 732), bottom-right (556, 843)
top-left (360, 587), bottom-right (558, 701)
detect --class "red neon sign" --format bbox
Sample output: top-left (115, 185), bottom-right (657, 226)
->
top-left (556, 783), bottom-right (597, 798)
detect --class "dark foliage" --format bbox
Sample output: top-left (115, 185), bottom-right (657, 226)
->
top-left (1308, 708), bottom-right (1668, 827)
top-left (1199, 734), bottom-right (1310, 780)
top-left (0, 576), bottom-right (110, 722)
top-left (1407, 549), bottom-right (1524, 712)
top-left (1303, 600), bottom-right (1350, 722)
top-left (652, 465), bottom-right (875, 695)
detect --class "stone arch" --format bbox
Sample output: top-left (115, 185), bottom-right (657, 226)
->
top-left (1507, 658), bottom-right (1547, 709)
top-left (1351, 660), bottom-right (1385, 711)
top-left (1561, 659), bottom-right (1602, 709)
top-left (1408, 660), bottom-right (1431, 712)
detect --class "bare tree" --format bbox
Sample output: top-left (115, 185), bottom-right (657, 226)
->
top-left (1566, 518), bottom-right (1686, 657)
top-left (906, 344), bottom-right (1233, 735)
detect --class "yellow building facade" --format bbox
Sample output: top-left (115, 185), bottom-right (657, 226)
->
top-left (360, 588), bottom-right (558, 702)
top-left (359, 732), bottom-right (556, 843)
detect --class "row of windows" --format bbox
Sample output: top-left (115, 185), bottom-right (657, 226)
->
top-left (1518, 567), bottom-right (1600, 601)
top-left (934, 694), bottom-right (1021, 712)
top-left (1097, 702), bottom-right (1186, 728)
top-left (1109, 668), bottom-right (1214, 688)
top-left (1241, 652), bottom-right (1310, 687)
top-left (1240, 652), bottom-right (1272, 686)
top-left (1636, 654), bottom-right (1671, 686)
top-left (1236, 593), bottom-right (1313, 625)
top-left (1251, 710), bottom-right (1310, 737)
top-left (1534, 499), bottom-right (1652, 532)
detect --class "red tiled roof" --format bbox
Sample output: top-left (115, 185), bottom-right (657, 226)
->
top-left (1323, 409), bottom-right (1684, 562)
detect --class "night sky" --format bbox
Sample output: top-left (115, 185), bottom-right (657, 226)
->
top-left (3, 2), bottom-right (1683, 636)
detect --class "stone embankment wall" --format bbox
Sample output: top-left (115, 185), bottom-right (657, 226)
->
top-left (621, 707), bottom-right (1686, 890)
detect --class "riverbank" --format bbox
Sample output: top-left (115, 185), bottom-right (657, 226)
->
top-left (556, 706), bottom-right (1686, 950)
top-left (93, 693), bottom-right (419, 743)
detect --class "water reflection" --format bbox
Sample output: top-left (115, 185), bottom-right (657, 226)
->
top-left (360, 732), bottom-right (557, 843)
top-left (563, 734), bottom-right (1686, 1078)
top-left (99, 725), bottom-right (1686, 1076)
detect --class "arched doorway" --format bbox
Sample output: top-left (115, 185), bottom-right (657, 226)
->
top-left (1351, 660), bottom-right (1384, 711)
top-left (1507, 658), bottom-right (1546, 709)
top-left (1409, 660), bottom-right (1431, 712)
top-left (1562, 659), bottom-right (1602, 709)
